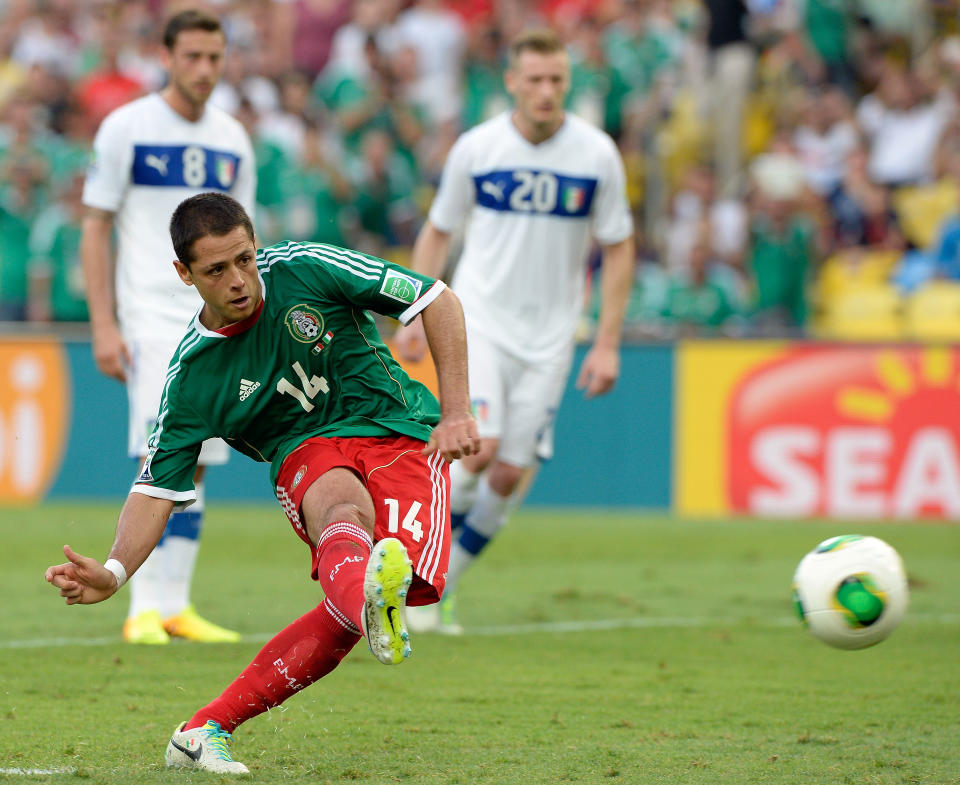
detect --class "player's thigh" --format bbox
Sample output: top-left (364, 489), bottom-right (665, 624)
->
top-left (498, 354), bottom-right (571, 467)
top-left (125, 336), bottom-right (177, 458)
top-left (276, 437), bottom-right (371, 567)
top-left (466, 329), bottom-right (508, 440)
top-left (359, 437), bottom-right (450, 605)
top-left (300, 466), bottom-right (376, 545)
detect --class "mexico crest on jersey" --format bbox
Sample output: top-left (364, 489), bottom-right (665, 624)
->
top-left (285, 304), bottom-right (325, 343)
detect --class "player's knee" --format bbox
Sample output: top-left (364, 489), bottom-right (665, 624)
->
top-left (324, 502), bottom-right (375, 537)
top-left (487, 461), bottom-right (525, 497)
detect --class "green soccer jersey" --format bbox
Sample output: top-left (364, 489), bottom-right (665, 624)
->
top-left (135, 240), bottom-right (445, 506)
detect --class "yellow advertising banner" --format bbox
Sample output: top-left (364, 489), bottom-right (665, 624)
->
top-left (676, 341), bottom-right (960, 520)
top-left (0, 339), bottom-right (71, 503)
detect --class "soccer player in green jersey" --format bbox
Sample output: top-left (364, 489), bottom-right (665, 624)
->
top-left (46, 192), bottom-right (479, 774)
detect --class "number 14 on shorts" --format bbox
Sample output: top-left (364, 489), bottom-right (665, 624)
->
top-left (383, 499), bottom-right (423, 542)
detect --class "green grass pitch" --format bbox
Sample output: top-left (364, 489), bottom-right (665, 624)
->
top-left (1, 502), bottom-right (958, 784)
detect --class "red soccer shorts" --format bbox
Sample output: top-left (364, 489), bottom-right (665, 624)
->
top-left (275, 434), bottom-right (450, 606)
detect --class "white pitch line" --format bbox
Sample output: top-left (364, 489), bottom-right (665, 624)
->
top-left (1, 613), bottom-right (955, 650)
top-left (0, 768), bottom-right (75, 776)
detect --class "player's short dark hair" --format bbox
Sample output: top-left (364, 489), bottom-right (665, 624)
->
top-left (170, 193), bottom-right (254, 266)
top-left (508, 28), bottom-right (564, 67)
top-left (163, 8), bottom-right (223, 50)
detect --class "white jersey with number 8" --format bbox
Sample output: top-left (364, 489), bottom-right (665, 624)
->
top-left (83, 93), bottom-right (256, 341)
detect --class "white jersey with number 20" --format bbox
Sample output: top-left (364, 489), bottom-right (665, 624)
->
top-left (429, 111), bottom-right (633, 363)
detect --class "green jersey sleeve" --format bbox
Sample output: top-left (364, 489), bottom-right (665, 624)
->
top-left (130, 365), bottom-right (212, 509)
top-left (259, 242), bottom-right (446, 325)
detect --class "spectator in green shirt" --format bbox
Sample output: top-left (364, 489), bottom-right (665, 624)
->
top-left (348, 127), bottom-right (419, 254)
top-left (0, 156), bottom-right (45, 320)
top-left (662, 226), bottom-right (741, 335)
top-left (462, 24), bottom-right (509, 131)
top-left (28, 170), bottom-right (88, 322)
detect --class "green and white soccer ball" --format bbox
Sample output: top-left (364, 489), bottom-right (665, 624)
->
top-left (792, 535), bottom-right (909, 650)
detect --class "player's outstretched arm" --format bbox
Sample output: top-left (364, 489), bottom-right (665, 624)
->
top-left (419, 288), bottom-right (480, 462)
top-left (393, 221), bottom-right (453, 362)
top-left (45, 493), bottom-right (175, 605)
top-left (577, 235), bottom-right (635, 398)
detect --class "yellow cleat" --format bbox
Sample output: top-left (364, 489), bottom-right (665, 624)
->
top-left (123, 610), bottom-right (170, 645)
top-left (163, 605), bottom-right (241, 643)
top-left (361, 538), bottom-right (413, 664)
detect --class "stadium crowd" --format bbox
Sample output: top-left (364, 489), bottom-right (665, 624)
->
top-left (3, 0), bottom-right (960, 338)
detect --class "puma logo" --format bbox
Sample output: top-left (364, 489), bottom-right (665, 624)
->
top-left (481, 180), bottom-right (504, 201)
top-left (329, 554), bottom-right (364, 581)
top-left (145, 153), bottom-right (169, 176)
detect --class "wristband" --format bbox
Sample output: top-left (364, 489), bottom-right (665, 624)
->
top-left (104, 558), bottom-right (127, 589)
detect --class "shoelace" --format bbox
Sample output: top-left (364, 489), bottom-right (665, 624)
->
top-left (201, 721), bottom-right (236, 761)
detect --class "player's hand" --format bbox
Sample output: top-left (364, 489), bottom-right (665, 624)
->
top-left (423, 412), bottom-right (481, 462)
top-left (45, 545), bottom-right (118, 605)
top-left (392, 320), bottom-right (428, 363)
top-left (576, 344), bottom-right (620, 399)
top-left (91, 321), bottom-right (130, 382)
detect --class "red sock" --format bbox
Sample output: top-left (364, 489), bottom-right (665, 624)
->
top-left (186, 601), bottom-right (360, 732)
top-left (314, 521), bottom-right (373, 631)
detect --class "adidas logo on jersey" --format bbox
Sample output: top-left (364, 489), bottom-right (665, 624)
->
top-left (239, 378), bottom-right (261, 401)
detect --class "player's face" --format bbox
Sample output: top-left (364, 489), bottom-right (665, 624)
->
top-left (164, 29), bottom-right (226, 109)
top-left (505, 50), bottom-right (570, 134)
top-left (174, 225), bottom-right (261, 329)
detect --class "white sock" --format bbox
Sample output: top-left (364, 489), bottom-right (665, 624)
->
top-left (446, 476), bottom-right (511, 595)
top-left (161, 482), bottom-right (204, 617)
top-left (161, 537), bottom-right (200, 617)
top-left (127, 545), bottom-right (164, 618)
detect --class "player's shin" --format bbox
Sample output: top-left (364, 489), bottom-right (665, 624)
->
top-left (449, 460), bottom-right (481, 531)
top-left (185, 603), bottom-right (361, 732)
top-left (315, 521), bottom-right (373, 630)
top-left (124, 534), bottom-right (169, 643)
top-left (446, 475), bottom-right (511, 594)
top-left (161, 502), bottom-right (203, 617)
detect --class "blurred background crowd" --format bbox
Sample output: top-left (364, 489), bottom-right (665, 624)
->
top-left (4, 0), bottom-right (960, 339)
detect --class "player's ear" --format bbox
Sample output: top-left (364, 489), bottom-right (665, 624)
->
top-left (503, 67), bottom-right (515, 96)
top-left (173, 259), bottom-right (195, 287)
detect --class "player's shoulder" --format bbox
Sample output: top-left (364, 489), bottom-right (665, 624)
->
top-left (257, 240), bottom-right (299, 270)
top-left (203, 102), bottom-right (250, 137)
top-left (456, 112), bottom-right (512, 147)
top-left (562, 113), bottom-right (620, 151)
top-left (164, 323), bottom-right (213, 385)
top-left (97, 93), bottom-right (164, 131)
top-left (258, 240), bottom-right (381, 273)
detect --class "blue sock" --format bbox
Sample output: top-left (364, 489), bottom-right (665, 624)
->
top-left (165, 510), bottom-right (202, 541)
top-left (458, 524), bottom-right (490, 557)
top-left (450, 512), bottom-right (467, 533)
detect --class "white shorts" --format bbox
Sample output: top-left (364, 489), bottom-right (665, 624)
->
top-left (126, 335), bottom-right (229, 465)
top-left (466, 329), bottom-right (572, 468)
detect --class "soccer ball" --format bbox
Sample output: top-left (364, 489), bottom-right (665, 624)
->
top-left (792, 535), bottom-right (908, 650)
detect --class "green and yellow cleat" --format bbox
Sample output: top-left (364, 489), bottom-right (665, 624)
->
top-left (163, 605), bottom-right (241, 643)
top-left (436, 591), bottom-right (464, 636)
top-left (361, 537), bottom-right (413, 664)
top-left (165, 720), bottom-right (249, 774)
